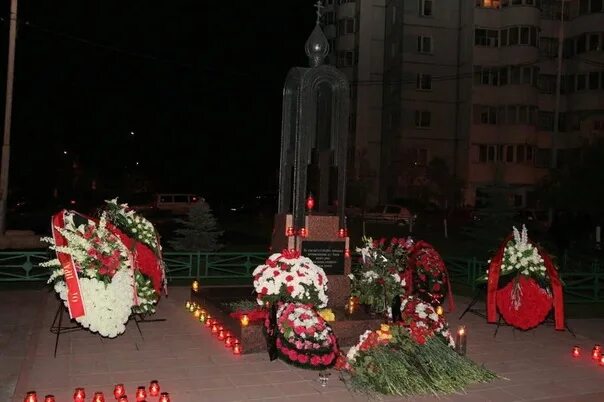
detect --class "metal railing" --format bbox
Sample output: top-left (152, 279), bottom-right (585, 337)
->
top-left (0, 251), bottom-right (601, 303)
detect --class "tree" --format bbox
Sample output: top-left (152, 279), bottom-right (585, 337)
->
top-left (461, 170), bottom-right (517, 258)
top-left (169, 201), bottom-right (223, 251)
top-left (538, 139), bottom-right (604, 220)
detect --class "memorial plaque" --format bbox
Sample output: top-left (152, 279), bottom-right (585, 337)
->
top-left (301, 240), bottom-right (345, 274)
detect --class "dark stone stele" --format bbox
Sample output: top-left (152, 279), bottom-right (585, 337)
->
top-left (301, 240), bottom-right (344, 275)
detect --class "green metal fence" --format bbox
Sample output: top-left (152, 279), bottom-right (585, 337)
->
top-left (0, 251), bottom-right (601, 303)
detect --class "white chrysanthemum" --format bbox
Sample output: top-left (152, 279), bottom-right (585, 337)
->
top-left (54, 269), bottom-right (135, 338)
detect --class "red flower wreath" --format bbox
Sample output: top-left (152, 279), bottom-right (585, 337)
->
top-left (496, 276), bottom-right (553, 330)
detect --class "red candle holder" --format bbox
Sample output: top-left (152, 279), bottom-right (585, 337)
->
top-left (148, 381), bottom-right (160, 397)
top-left (113, 384), bottom-right (125, 399)
top-left (600, 355), bottom-right (604, 366)
top-left (233, 343), bottom-right (242, 355)
top-left (572, 345), bottom-right (580, 357)
top-left (92, 392), bottom-right (106, 402)
top-left (218, 329), bottom-right (226, 340)
top-left (225, 336), bottom-right (233, 348)
top-left (205, 317), bottom-right (213, 327)
top-left (24, 392), bottom-right (38, 402)
top-left (118, 396), bottom-right (129, 402)
top-left (159, 392), bottom-right (171, 402)
top-left (286, 226), bottom-right (295, 237)
top-left (73, 388), bottom-right (86, 402)
top-left (44, 396), bottom-right (56, 402)
top-left (338, 228), bottom-right (347, 238)
top-left (298, 227), bottom-right (308, 237)
top-left (344, 248), bottom-right (350, 258)
top-left (306, 194), bottom-right (315, 211)
top-left (211, 323), bottom-right (219, 334)
top-left (135, 386), bottom-right (147, 401)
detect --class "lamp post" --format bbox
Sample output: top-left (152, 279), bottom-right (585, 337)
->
top-left (0, 0), bottom-right (18, 235)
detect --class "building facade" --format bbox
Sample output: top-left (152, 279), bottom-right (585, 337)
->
top-left (327, 0), bottom-right (604, 207)
top-left (323, 0), bottom-right (385, 207)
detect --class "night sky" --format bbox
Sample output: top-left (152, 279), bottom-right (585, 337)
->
top-left (0, 0), bottom-right (314, 204)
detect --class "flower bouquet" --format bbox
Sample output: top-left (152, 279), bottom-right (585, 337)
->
top-left (41, 200), bottom-right (166, 338)
top-left (398, 296), bottom-right (454, 347)
top-left (336, 320), bottom-right (495, 396)
top-left (273, 302), bottom-right (339, 370)
top-left (480, 225), bottom-right (564, 330)
top-left (252, 249), bottom-right (328, 308)
top-left (349, 237), bottom-right (409, 315)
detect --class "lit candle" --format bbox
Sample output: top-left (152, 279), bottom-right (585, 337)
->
top-left (199, 313), bottom-right (207, 323)
top-left (240, 314), bottom-right (250, 327)
top-left (592, 345), bottom-right (601, 360)
top-left (188, 304), bottom-right (195, 313)
top-left (436, 306), bottom-right (444, 316)
top-left (192, 280), bottom-right (200, 292)
top-left (113, 384), bottom-right (125, 399)
top-left (148, 381), bottom-right (160, 397)
top-left (92, 392), bottom-right (105, 402)
top-left (205, 316), bottom-right (213, 327)
top-left (194, 309), bottom-right (201, 319)
top-left (218, 330), bottom-right (226, 340)
top-left (600, 355), bottom-right (604, 366)
top-left (135, 386), bottom-right (146, 401)
top-left (286, 226), bottom-right (295, 237)
top-left (159, 392), bottom-right (171, 402)
top-left (44, 396), bottom-right (56, 402)
top-left (225, 336), bottom-right (233, 348)
top-left (233, 343), bottom-right (242, 355)
top-left (73, 388), bottom-right (85, 402)
top-left (455, 326), bottom-right (467, 356)
top-left (572, 346), bottom-right (581, 357)
top-left (185, 301), bottom-right (191, 309)
top-left (118, 396), bottom-right (129, 402)
top-left (24, 392), bottom-right (38, 402)
top-left (211, 324), bottom-right (219, 334)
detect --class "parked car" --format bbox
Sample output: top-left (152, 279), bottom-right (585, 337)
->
top-left (127, 193), bottom-right (204, 216)
top-left (362, 204), bottom-right (415, 225)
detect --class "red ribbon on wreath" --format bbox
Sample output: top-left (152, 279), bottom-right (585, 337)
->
top-left (486, 234), bottom-right (565, 330)
top-left (51, 211), bottom-right (86, 319)
top-left (405, 241), bottom-right (455, 312)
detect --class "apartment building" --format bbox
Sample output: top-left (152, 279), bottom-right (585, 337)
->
top-left (322, 0), bottom-right (385, 207)
top-left (329, 0), bottom-right (604, 207)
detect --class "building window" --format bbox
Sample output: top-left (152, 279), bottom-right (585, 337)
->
top-left (479, 145), bottom-right (487, 162)
top-left (337, 18), bottom-right (356, 36)
top-left (324, 11), bottom-right (335, 25)
top-left (589, 33), bottom-right (601, 51)
top-left (476, 0), bottom-right (501, 8)
top-left (509, 27), bottom-right (519, 45)
top-left (415, 110), bottom-right (431, 128)
top-left (474, 105), bottom-right (497, 124)
top-left (416, 73), bottom-right (432, 90)
top-left (420, 0), bottom-right (433, 16)
top-left (506, 145), bottom-right (514, 162)
top-left (417, 36), bottom-right (433, 53)
top-left (475, 29), bottom-right (499, 47)
top-left (589, 71), bottom-right (600, 89)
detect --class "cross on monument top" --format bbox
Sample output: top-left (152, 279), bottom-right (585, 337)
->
top-left (314, 0), bottom-right (324, 25)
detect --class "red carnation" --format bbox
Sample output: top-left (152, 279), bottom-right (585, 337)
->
top-left (287, 285), bottom-right (294, 293)
top-left (298, 353), bottom-right (309, 364)
top-left (260, 287), bottom-right (268, 295)
top-left (286, 275), bottom-right (294, 282)
top-left (310, 355), bottom-right (321, 366)
top-left (288, 350), bottom-right (298, 361)
top-left (321, 353), bottom-right (334, 365)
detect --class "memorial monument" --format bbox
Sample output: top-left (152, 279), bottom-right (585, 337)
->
top-left (271, 1), bottom-right (351, 307)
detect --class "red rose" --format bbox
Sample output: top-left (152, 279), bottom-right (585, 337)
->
top-left (273, 270), bottom-right (280, 276)
top-left (287, 286), bottom-right (294, 293)
top-left (260, 287), bottom-right (268, 295)
top-left (288, 350), bottom-right (298, 361)
top-left (321, 353), bottom-right (334, 365)
top-left (310, 355), bottom-right (321, 366)
top-left (286, 275), bottom-right (294, 282)
top-left (298, 353), bottom-right (309, 364)
top-left (266, 258), bottom-right (277, 268)
top-left (432, 283), bottom-right (441, 292)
